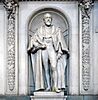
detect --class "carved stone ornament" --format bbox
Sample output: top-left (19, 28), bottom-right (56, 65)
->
top-left (3, 0), bottom-right (18, 92)
top-left (79, 0), bottom-right (93, 91)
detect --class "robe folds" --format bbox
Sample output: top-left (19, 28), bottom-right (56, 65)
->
top-left (28, 25), bottom-right (69, 91)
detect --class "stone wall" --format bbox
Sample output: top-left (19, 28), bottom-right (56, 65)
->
top-left (0, 0), bottom-right (98, 96)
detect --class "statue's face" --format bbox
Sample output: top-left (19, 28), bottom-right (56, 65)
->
top-left (43, 13), bottom-right (52, 26)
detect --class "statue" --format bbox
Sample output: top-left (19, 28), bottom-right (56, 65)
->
top-left (28, 13), bottom-right (69, 93)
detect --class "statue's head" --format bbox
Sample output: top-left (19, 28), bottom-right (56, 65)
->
top-left (43, 13), bottom-right (52, 27)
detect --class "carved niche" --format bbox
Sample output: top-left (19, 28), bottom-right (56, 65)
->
top-left (28, 8), bottom-right (69, 94)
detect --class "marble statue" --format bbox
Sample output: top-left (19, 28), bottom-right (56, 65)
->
top-left (28, 13), bottom-right (69, 93)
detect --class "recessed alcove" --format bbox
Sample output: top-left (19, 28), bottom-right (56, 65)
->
top-left (27, 8), bottom-right (70, 95)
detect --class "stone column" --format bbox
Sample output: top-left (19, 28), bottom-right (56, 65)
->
top-left (3, 0), bottom-right (19, 95)
top-left (79, 0), bottom-right (94, 94)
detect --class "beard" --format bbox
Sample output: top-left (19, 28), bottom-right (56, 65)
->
top-left (45, 21), bottom-right (52, 26)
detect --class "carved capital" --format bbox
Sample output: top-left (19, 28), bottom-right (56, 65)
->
top-left (79, 0), bottom-right (94, 18)
top-left (3, 0), bottom-right (18, 19)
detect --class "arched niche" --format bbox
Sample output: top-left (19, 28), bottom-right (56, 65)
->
top-left (27, 8), bottom-right (70, 94)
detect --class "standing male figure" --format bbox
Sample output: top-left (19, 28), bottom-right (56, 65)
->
top-left (28, 13), bottom-right (69, 93)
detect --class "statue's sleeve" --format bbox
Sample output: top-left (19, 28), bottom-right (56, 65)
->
top-left (28, 28), bottom-right (46, 53)
top-left (27, 30), bottom-right (39, 52)
top-left (57, 28), bottom-right (69, 54)
top-left (27, 36), bottom-right (34, 52)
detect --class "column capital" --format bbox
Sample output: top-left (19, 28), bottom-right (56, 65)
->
top-left (79, 0), bottom-right (94, 18)
top-left (3, 0), bottom-right (18, 19)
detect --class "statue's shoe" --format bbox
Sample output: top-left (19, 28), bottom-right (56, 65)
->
top-left (45, 87), bottom-right (51, 91)
top-left (59, 88), bottom-right (65, 91)
top-left (52, 87), bottom-right (61, 93)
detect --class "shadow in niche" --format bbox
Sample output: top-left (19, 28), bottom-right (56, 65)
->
top-left (28, 8), bottom-right (70, 95)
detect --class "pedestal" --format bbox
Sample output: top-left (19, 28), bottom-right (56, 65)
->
top-left (30, 92), bottom-right (67, 100)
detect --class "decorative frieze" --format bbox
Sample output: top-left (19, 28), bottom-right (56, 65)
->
top-left (79, 0), bottom-right (93, 91)
top-left (3, 0), bottom-right (18, 93)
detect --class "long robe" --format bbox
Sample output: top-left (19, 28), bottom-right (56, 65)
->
top-left (28, 25), bottom-right (69, 91)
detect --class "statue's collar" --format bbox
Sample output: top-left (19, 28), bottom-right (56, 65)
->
top-left (42, 25), bottom-right (55, 35)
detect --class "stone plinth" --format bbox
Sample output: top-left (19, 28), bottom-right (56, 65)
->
top-left (30, 92), bottom-right (67, 100)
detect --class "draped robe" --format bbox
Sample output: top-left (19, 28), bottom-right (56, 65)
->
top-left (28, 25), bottom-right (69, 91)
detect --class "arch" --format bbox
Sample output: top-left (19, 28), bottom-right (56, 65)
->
top-left (27, 7), bottom-right (71, 28)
